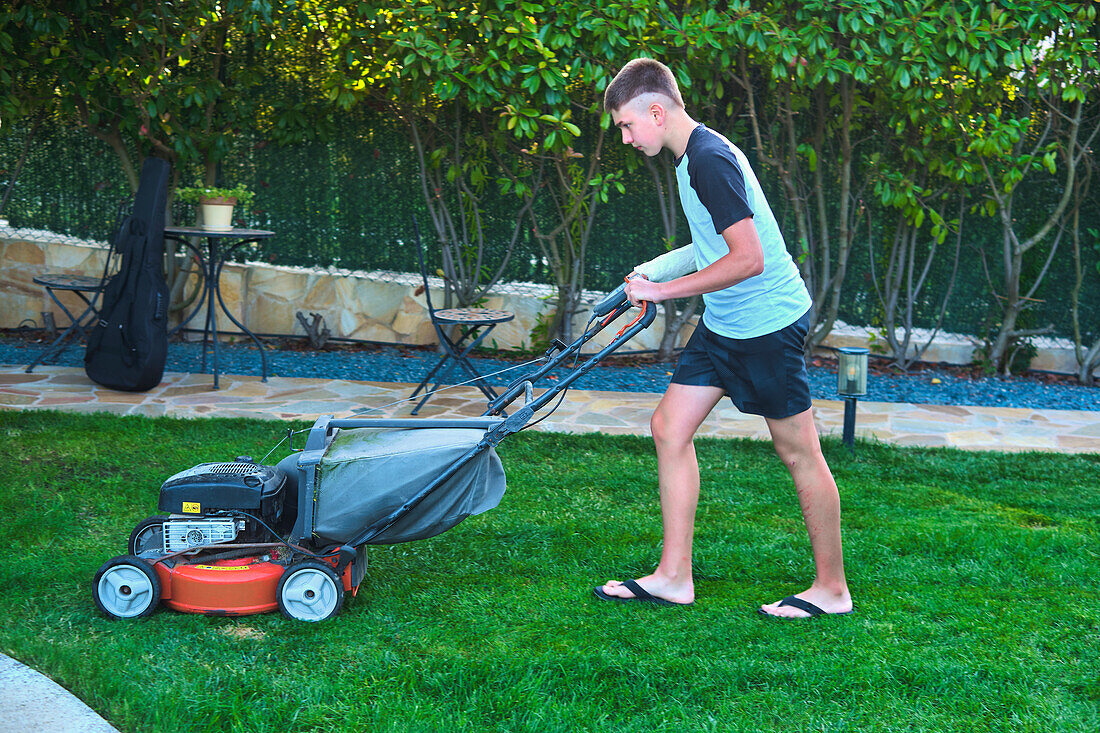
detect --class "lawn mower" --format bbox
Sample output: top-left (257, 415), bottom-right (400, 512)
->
top-left (92, 244), bottom-right (697, 622)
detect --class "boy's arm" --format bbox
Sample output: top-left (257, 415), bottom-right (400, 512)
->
top-left (625, 217), bottom-right (764, 305)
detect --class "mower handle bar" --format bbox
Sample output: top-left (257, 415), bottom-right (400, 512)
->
top-left (484, 299), bottom-right (656, 416)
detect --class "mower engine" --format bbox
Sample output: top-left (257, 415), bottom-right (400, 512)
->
top-left (156, 457), bottom-right (290, 546)
top-left (161, 517), bottom-right (239, 552)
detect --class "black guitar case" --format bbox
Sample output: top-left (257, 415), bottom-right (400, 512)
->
top-left (84, 157), bottom-right (171, 392)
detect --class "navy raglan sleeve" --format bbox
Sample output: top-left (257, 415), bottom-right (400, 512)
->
top-left (687, 149), bottom-right (754, 235)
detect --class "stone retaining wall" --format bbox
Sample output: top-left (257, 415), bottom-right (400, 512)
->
top-left (1, 227), bottom-right (1093, 376)
top-left (0, 227), bottom-right (680, 353)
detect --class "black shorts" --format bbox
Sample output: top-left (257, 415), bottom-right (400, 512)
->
top-left (671, 311), bottom-right (812, 419)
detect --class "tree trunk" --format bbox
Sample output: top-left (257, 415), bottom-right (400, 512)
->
top-left (1069, 154), bottom-right (1099, 385)
top-left (807, 80), bottom-right (857, 349)
top-left (870, 194), bottom-right (963, 370)
top-left (982, 96), bottom-right (1095, 372)
top-left (527, 133), bottom-right (606, 344)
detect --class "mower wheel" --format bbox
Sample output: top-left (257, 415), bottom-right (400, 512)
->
top-left (277, 561), bottom-right (344, 622)
top-left (93, 555), bottom-right (161, 620)
top-left (128, 516), bottom-right (167, 556)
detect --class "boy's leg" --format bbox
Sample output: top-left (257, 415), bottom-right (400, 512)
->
top-left (598, 382), bottom-right (724, 604)
top-left (759, 408), bottom-right (852, 617)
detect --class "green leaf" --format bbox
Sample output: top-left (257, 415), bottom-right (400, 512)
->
top-left (797, 143), bottom-right (817, 172)
top-left (1042, 151), bottom-right (1057, 174)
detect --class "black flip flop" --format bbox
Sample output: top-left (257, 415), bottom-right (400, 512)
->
top-left (758, 595), bottom-right (853, 619)
top-left (593, 579), bottom-right (693, 607)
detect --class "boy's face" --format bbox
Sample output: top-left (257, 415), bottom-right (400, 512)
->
top-left (611, 98), bottom-right (664, 157)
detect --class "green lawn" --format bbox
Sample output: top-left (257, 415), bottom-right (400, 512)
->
top-left (2, 410), bottom-right (1098, 732)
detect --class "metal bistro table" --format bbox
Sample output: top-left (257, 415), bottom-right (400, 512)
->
top-left (164, 226), bottom-right (273, 389)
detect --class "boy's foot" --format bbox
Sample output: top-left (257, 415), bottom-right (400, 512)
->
top-left (758, 589), bottom-right (853, 619)
top-left (595, 576), bottom-right (694, 607)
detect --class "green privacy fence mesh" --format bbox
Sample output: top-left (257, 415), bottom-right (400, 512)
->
top-left (2, 114), bottom-right (1098, 345)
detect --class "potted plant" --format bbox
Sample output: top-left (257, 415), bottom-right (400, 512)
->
top-left (176, 183), bottom-right (254, 231)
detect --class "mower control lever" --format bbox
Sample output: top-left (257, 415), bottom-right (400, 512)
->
top-left (592, 283), bottom-right (627, 318)
top-left (543, 339), bottom-right (567, 358)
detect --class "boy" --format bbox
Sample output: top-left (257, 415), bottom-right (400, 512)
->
top-left (594, 58), bottom-right (852, 618)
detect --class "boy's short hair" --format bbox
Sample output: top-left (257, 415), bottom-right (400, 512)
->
top-left (603, 58), bottom-right (684, 112)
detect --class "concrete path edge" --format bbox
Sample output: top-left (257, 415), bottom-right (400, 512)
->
top-left (0, 653), bottom-right (120, 733)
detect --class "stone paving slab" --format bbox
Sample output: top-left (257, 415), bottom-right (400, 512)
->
top-left (3, 364), bottom-right (1098, 453)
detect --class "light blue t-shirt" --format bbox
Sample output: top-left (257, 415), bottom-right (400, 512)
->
top-left (676, 125), bottom-right (811, 338)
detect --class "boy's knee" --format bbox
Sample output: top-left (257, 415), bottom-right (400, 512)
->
top-left (651, 408), bottom-right (692, 451)
top-left (650, 408), bottom-right (668, 443)
top-left (650, 407), bottom-right (678, 447)
top-left (773, 437), bottom-right (826, 471)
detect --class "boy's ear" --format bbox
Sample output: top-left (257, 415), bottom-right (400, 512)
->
top-left (649, 102), bottom-right (666, 126)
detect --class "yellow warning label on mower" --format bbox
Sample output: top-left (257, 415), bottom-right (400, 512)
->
top-left (182, 501), bottom-right (201, 513)
top-left (195, 565), bottom-right (251, 571)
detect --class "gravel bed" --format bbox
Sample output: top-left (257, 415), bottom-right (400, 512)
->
top-left (4, 335), bottom-right (1097, 412)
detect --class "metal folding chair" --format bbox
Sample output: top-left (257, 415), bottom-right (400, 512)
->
top-left (25, 200), bottom-right (131, 373)
top-left (408, 220), bottom-right (514, 415)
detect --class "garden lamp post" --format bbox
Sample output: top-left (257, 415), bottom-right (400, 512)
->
top-left (837, 347), bottom-right (869, 451)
